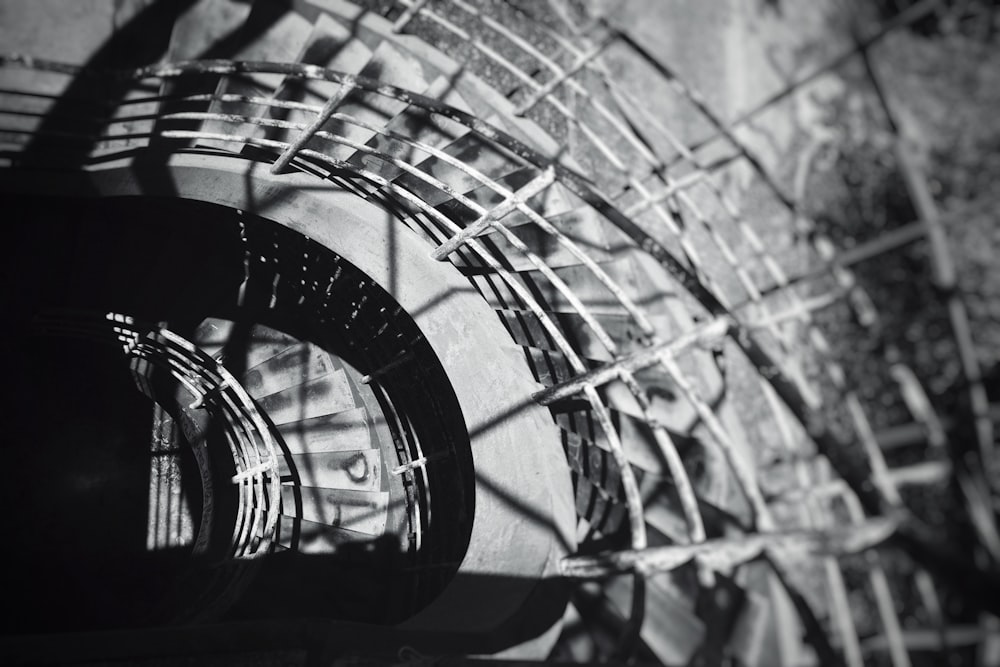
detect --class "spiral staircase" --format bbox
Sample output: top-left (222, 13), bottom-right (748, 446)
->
top-left (2, 0), bottom-right (998, 665)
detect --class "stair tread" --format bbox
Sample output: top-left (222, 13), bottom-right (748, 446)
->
top-left (302, 0), bottom-right (561, 156)
top-left (604, 574), bottom-right (705, 666)
top-left (275, 515), bottom-right (372, 554)
top-left (193, 317), bottom-right (235, 359)
top-left (243, 342), bottom-right (337, 399)
top-left (166, 0), bottom-right (254, 62)
top-left (255, 367), bottom-right (358, 425)
top-left (498, 343), bottom-right (583, 389)
top-left (455, 219), bottom-right (616, 274)
top-left (495, 307), bottom-right (663, 363)
top-left (436, 167), bottom-right (575, 231)
top-left (195, 319), bottom-right (299, 370)
top-left (573, 474), bottom-right (627, 536)
top-left (276, 407), bottom-right (376, 454)
top-left (348, 75), bottom-right (472, 184)
top-left (156, 0), bottom-right (255, 136)
top-left (278, 448), bottom-right (382, 492)
top-left (280, 485), bottom-right (388, 535)
top-left (260, 12), bottom-right (375, 145)
top-left (316, 40), bottom-right (430, 164)
top-left (388, 124), bottom-right (522, 210)
top-left (199, 6), bottom-right (313, 147)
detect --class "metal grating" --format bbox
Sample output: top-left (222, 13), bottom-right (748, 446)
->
top-left (1, 0), bottom-right (997, 663)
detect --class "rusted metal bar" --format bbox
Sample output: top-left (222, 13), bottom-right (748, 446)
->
top-left (270, 81), bottom-right (355, 174)
top-left (447, 0), bottom-right (664, 169)
top-left (430, 166), bottom-right (555, 260)
top-left (659, 352), bottom-right (776, 531)
top-left (617, 372), bottom-right (712, 585)
top-left (533, 316), bottom-right (732, 405)
top-left (560, 515), bottom-right (900, 578)
top-left (391, 457), bottom-right (427, 475)
top-left (513, 29), bottom-right (615, 117)
top-left (231, 460), bottom-right (277, 483)
top-left (152, 94), bottom-right (659, 339)
top-left (161, 127), bottom-right (654, 555)
top-left (5, 56), bottom-right (931, 562)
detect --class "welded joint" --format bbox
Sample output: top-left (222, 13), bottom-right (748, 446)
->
top-left (230, 459), bottom-right (277, 483)
top-left (430, 166), bottom-right (556, 260)
top-left (189, 377), bottom-right (231, 409)
top-left (392, 0), bottom-right (432, 33)
top-left (533, 315), bottom-right (733, 405)
top-left (391, 452), bottom-right (446, 476)
top-left (513, 29), bottom-right (617, 117)
top-left (623, 169), bottom-right (707, 218)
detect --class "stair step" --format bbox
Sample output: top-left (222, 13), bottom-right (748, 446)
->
top-left (302, 0), bottom-right (562, 157)
top-left (500, 344), bottom-right (588, 388)
top-left (638, 472), bottom-right (693, 544)
top-left (276, 407), bottom-right (377, 454)
top-left (604, 574), bottom-right (705, 666)
top-left (98, 84), bottom-right (162, 153)
top-left (165, 0), bottom-right (253, 62)
top-left (388, 126), bottom-right (522, 211)
top-left (255, 368), bottom-right (357, 425)
top-left (562, 427), bottom-right (623, 500)
top-left (241, 328), bottom-right (300, 370)
top-left (154, 0), bottom-right (255, 137)
top-left (435, 168), bottom-right (575, 232)
top-left (259, 12), bottom-right (374, 146)
top-left (496, 308), bottom-right (663, 363)
top-left (280, 486), bottom-right (389, 535)
top-left (278, 449), bottom-right (382, 492)
top-left (199, 5), bottom-right (313, 150)
top-left (275, 515), bottom-right (371, 554)
top-left (455, 222), bottom-right (615, 274)
top-left (597, 350), bottom-right (724, 436)
top-left (242, 342), bottom-right (336, 399)
top-left (348, 75), bottom-right (471, 184)
top-left (194, 320), bottom-right (300, 371)
top-left (443, 60), bottom-right (564, 159)
top-left (573, 474), bottom-right (626, 536)
top-left (318, 40), bottom-right (430, 164)
top-left (193, 317), bottom-right (235, 359)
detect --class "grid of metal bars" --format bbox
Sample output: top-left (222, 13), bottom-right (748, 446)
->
top-left (33, 312), bottom-right (283, 561)
top-left (0, 0), bottom-right (996, 661)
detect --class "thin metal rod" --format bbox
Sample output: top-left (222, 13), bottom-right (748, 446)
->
top-left (533, 316), bottom-right (731, 405)
top-left (270, 82), bottom-right (355, 174)
top-left (513, 29), bottom-right (615, 117)
top-left (560, 515), bottom-right (899, 578)
top-left (430, 166), bottom-right (555, 260)
top-left (392, 0), bottom-right (431, 33)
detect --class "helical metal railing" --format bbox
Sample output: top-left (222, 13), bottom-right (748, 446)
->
top-left (3, 0), bottom-right (998, 659)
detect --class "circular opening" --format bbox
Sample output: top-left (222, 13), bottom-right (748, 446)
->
top-left (1, 193), bottom-right (475, 629)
